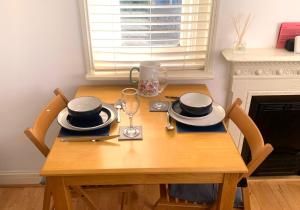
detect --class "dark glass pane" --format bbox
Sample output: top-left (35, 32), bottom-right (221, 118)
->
top-left (154, 0), bottom-right (182, 5)
top-left (120, 0), bottom-right (182, 46)
top-left (151, 16), bottom-right (181, 23)
top-left (151, 25), bottom-right (180, 31)
top-left (151, 8), bottom-right (181, 14)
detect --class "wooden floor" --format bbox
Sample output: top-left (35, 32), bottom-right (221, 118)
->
top-left (0, 179), bottom-right (299, 210)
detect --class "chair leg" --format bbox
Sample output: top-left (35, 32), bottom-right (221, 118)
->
top-left (242, 186), bottom-right (251, 210)
top-left (126, 191), bottom-right (133, 207)
top-left (210, 202), bottom-right (217, 210)
top-left (72, 186), bottom-right (99, 210)
top-left (43, 185), bottom-right (52, 210)
top-left (152, 184), bottom-right (168, 210)
top-left (120, 192), bottom-right (125, 210)
top-left (152, 198), bottom-right (161, 210)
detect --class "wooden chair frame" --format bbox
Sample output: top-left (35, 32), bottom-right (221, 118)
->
top-left (154, 98), bottom-right (273, 210)
top-left (25, 89), bottom-right (67, 157)
top-left (24, 89), bottom-right (133, 210)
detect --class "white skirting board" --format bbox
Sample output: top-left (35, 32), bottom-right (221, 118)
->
top-left (0, 171), bottom-right (41, 185)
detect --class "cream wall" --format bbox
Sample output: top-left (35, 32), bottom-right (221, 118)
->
top-left (0, 0), bottom-right (299, 182)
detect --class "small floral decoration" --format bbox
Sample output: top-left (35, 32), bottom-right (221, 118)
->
top-left (138, 80), bottom-right (159, 96)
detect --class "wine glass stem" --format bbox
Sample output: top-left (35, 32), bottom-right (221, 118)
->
top-left (129, 115), bottom-right (133, 129)
top-left (159, 91), bottom-right (164, 101)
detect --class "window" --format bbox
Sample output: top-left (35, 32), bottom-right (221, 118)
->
top-left (78, 0), bottom-right (217, 79)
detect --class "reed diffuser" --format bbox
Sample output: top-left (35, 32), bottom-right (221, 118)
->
top-left (232, 14), bottom-right (253, 52)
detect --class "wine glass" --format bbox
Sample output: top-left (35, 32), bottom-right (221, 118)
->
top-left (152, 68), bottom-right (169, 110)
top-left (121, 88), bottom-right (140, 138)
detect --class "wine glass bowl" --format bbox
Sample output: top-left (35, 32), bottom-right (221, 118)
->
top-left (121, 88), bottom-right (140, 138)
top-left (158, 68), bottom-right (168, 94)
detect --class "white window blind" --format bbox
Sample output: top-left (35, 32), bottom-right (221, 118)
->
top-left (84, 0), bottom-right (215, 73)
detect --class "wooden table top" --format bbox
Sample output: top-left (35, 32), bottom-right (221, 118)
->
top-left (41, 85), bottom-right (247, 176)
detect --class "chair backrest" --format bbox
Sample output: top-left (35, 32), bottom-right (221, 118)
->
top-left (24, 89), bottom-right (68, 157)
top-left (225, 98), bottom-right (273, 179)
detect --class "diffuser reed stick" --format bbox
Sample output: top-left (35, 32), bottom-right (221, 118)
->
top-left (232, 14), bottom-right (253, 50)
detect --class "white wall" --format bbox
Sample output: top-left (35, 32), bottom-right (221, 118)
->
top-left (0, 0), bottom-right (299, 182)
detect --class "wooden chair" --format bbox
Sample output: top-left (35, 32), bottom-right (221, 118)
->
top-left (24, 88), bottom-right (133, 210)
top-left (154, 98), bottom-right (273, 210)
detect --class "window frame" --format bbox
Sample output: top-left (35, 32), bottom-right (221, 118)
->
top-left (77, 0), bottom-right (219, 81)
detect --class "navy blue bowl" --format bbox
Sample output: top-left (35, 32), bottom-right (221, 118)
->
top-left (179, 93), bottom-right (213, 116)
top-left (67, 96), bottom-right (102, 118)
top-left (67, 115), bottom-right (103, 128)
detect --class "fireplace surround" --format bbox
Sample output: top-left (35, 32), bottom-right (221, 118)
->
top-left (223, 48), bottom-right (300, 176)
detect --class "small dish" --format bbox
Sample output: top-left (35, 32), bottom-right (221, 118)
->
top-left (179, 93), bottom-right (213, 116)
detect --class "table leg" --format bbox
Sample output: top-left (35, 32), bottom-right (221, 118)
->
top-left (47, 177), bottom-right (73, 210)
top-left (43, 184), bottom-right (51, 210)
top-left (216, 173), bottom-right (240, 210)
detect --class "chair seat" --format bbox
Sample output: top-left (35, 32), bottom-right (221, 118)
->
top-left (169, 184), bottom-right (244, 208)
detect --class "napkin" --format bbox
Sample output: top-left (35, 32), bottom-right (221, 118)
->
top-left (176, 122), bottom-right (226, 133)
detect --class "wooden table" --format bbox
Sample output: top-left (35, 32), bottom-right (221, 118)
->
top-left (41, 85), bottom-right (247, 210)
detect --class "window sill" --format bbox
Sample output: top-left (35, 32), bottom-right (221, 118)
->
top-left (86, 70), bottom-right (214, 81)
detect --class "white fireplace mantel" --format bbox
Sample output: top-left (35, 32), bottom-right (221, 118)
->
top-left (222, 48), bottom-right (300, 150)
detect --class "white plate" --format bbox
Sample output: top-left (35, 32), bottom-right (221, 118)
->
top-left (57, 104), bottom-right (117, 131)
top-left (168, 102), bottom-right (225, 126)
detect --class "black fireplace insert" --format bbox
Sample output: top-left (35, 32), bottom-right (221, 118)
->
top-left (242, 95), bottom-right (300, 176)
